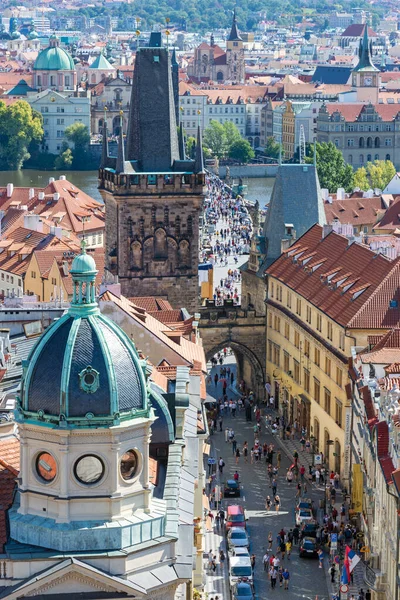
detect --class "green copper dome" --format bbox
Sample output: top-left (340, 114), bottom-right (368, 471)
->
top-left (17, 241), bottom-right (149, 428)
top-left (34, 36), bottom-right (75, 71)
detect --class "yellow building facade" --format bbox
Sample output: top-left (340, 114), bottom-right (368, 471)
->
top-left (282, 101), bottom-right (295, 159)
top-left (24, 253), bottom-right (69, 302)
top-left (266, 277), bottom-right (350, 478)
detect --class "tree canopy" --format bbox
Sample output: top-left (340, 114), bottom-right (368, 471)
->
top-left (306, 142), bottom-right (354, 192)
top-left (264, 136), bottom-right (284, 159)
top-left (203, 120), bottom-right (253, 162)
top-left (0, 100), bottom-right (43, 170)
top-left (354, 160), bottom-right (396, 191)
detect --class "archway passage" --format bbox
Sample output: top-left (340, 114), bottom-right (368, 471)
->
top-left (206, 340), bottom-right (265, 402)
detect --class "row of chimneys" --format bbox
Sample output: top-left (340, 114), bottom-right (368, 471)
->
top-left (5, 175), bottom-right (68, 199)
top-left (321, 187), bottom-right (379, 203)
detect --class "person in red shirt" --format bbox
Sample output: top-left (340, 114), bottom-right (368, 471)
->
top-left (233, 471), bottom-right (239, 481)
top-left (300, 465), bottom-right (306, 483)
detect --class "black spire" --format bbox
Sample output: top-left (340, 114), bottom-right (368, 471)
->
top-left (353, 24), bottom-right (378, 73)
top-left (171, 47), bottom-right (179, 125)
top-left (228, 8), bottom-right (242, 42)
top-left (126, 32), bottom-right (179, 172)
top-left (178, 122), bottom-right (185, 160)
top-left (115, 114), bottom-right (125, 174)
top-left (194, 125), bottom-right (204, 173)
top-left (100, 113), bottom-right (109, 168)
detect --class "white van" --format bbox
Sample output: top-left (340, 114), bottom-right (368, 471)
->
top-left (229, 556), bottom-right (253, 588)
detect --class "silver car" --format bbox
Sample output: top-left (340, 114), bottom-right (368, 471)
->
top-left (227, 527), bottom-right (250, 550)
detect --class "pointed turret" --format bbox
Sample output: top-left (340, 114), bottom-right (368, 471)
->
top-left (194, 125), bottom-right (204, 173)
top-left (353, 24), bottom-right (378, 72)
top-left (178, 122), bottom-right (185, 160)
top-left (210, 33), bottom-right (215, 47)
top-left (100, 110), bottom-right (109, 168)
top-left (115, 113), bottom-right (125, 174)
top-left (171, 47), bottom-right (179, 125)
top-left (228, 8), bottom-right (242, 42)
top-left (126, 31), bottom-right (179, 171)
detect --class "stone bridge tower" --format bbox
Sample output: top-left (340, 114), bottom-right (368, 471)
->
top-left (99, 32), bottom-right (206, 314)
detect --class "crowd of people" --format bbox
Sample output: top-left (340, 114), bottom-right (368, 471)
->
top-left (201, 172), bottom-right (254, 305)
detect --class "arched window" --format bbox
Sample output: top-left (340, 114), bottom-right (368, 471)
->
top-left (374, 153), bottom-right (379, 160)
top-left (374, 137), bottom-right (380, 148)
top-left (366, 137), bottom-right (372, 148)
top-left (98, 118), bottom-right (103, 134)
top-left (254, 136), bottom-right (260, 148)
top-left (359, 154), bottom-right (364, 164)
top-left (367, 154), bottom-right (372, 162)
top-left (217, 71), bottom-right (224, 82)
top-left (359, 138), bottom-right (364, 148)
top-left (386, 153), bottom-right (391, 161)
top-left (348, 154), bottom-right (353, 164)
top-left (37, 74), bottom-right (42, 87)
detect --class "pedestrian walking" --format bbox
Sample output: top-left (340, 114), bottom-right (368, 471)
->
top-left (265, 495), bottom-right (272, 511)
top-left (263, 552), bottom-right (269, 571)
top-left (280, 540), bottom-right (286, 559)
top-left (250, 553), bottom-right (256, 572)
top-left (235, 447), bottom-right (240, 464)
top-left (330, 564), bottom-right (336, 583)
top-left (275, 494), bottom-right (281, 513)
top-left (272, 478), bottom-right (277, 496)
top-left (285, 540), bottom-right (292, 559)
top-left (293, 526), bottom-right (299, 545)
top-left (282, 568), bottom-right (290, 590)
top-left (317, 548), bottom-right (324, 569)
top-left (270, 567), bottom-right (277, 588)
top-left (278, 567), bottom-right (284, 587)
top-left (219, 550), bottom-right (225, 570)
top-left (315, 468), bottom-right (321, 486)
top-left (268, 531), bottom-right (273, 550)
top-left (277, 451), bottom-right (281, 469)
top-left (243, 442), bottom-right (248, 462)
top-left (218, 457), bottom-right (225, 474)
top-left (232, 438), bottom-right (237, 454)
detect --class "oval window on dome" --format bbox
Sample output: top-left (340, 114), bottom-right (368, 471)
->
top-left (74, 455), bottom-right (104, 485)
top-left (79, 366), bottom-right (100, 394)
top-left (120, 450), bottom-right (139, 481)
top-left (36, 452), bottom-right (57, 483)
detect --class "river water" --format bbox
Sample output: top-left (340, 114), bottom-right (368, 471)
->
top-left (0, 170), bottom-right (275, 206)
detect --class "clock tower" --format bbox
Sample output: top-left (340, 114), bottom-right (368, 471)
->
top-left (351, 24), bottom-right (379, 104)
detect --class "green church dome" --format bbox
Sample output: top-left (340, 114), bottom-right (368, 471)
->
top-left (34, 36), bottom-right (75, 71)
top-left (70, 242), bottom-right (96, 274)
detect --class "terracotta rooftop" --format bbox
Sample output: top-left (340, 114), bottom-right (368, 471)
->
top-left (375, 421), bottom-right (395, 485)
top-left (325, 102), bottom-right (400, 122)
top-left (266, 224), bottom-right (400, 328)
top-left (325, 195), bottom-right (384, 227)
top-left (360, 329), bottom-right (400, 364)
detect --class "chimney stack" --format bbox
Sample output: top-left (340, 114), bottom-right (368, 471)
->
top-left (6, 184), bottom-right (13, 198)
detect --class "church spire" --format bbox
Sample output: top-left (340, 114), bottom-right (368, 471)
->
top-left (353, 24), bottom-right (378, 72)
top-left (171, 47), bottom-right (179, 125)
top-left (100, 109), bottom-right (109, 168)
top-left (194, 125), bottom-right (204, 173)
top-left (178, 122), bottom-right (185, 160)
top-left (228, 8), bottom-right (242, 42)
top-left (115, 112), bottom-right (125, 174)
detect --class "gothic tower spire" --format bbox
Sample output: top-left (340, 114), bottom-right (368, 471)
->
top-left (171, 47), bottom-right (179, 125)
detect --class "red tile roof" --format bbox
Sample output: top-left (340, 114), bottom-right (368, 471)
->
top-left (266, 224), bottom-right (400, 328)
top-left (341, 24), bottom-right (377, 37)
top-left (361, 386), bottom-right (378, 431)
top-left (375, 420), bottom-right (395, 485)
top-left (325, 195), bottom-right (384, 227)
top-left (360, 329), bottom-right (400, 364)
top-left (374, 196), bottom-right (400, 232)
top-left (325, 103), bottom-right (400, 122)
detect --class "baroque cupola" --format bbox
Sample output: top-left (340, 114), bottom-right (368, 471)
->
top-left (11, 241), bottom-right (157, 553)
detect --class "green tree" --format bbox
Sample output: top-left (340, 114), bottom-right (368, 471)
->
top-left (366, 159), bottom-right (396, 190)
top-left (0, 100), bottom-right (43, 170)
top-left (353, 166), bottom-right (369, 191)
top-left (306, 142), bottom-right (354, 192)
top-left (185, 135), bottom-right (196, 158)
top-left (223, 121), bottom-right (241, 148)
top-left (228, 139), bottom-right (255, 163)
top-left (54, 141), bottom-right (73, 170)
top-left (264, 136), bottom-right (284, 159)
top-left (203, 120), bottom-right (228, 159)
top-left (64, 122), bottom-right (90, 152)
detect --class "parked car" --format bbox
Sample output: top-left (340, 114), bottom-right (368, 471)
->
top-left (296, 508), bottom-right (314, 526)
top-left (226, 504), bottom-right (246, 531)
top-left (224, 479), bottom-right (241, 498)
top-left (231, 581), bottom-right (254, 600)
top-left (300, 523), bottom-right (318, 539)
top-left (229, 547), bottom-right (250, 559)
top-left (299, 536), bottom-right (319, 558)
top-left (296, 498), bottom-right (313, 511)
top-left (227, 527), bottom-right (250, 550)
top-left (228, 556), bottom-right (253, 588)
